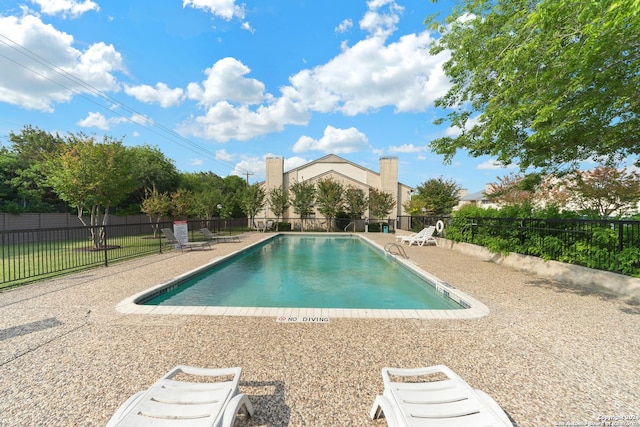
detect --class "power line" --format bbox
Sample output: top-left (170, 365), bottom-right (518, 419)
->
top-left (0, 32), bottom-right (259, 180)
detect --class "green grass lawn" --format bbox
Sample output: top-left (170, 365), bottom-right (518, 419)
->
top-left (0, 233), bottom-right (173, 289)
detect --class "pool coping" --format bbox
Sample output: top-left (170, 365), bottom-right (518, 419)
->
top-left (115, 233), bottom-right (490, 319)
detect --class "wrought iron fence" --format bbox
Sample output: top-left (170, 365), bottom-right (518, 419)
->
top-left (0, 219), bottom-right (249, 288)
top-left (1, 216), bottom-right (401, 288)
top-left (417, 216), bottom-right (640, 277)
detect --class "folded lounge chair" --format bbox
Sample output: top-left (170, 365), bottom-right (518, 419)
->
top-left (199, 228), bottom-right (241, 243)
top-left (161, 228), bottom-right (212, 252)
top-left (107, 365), bottom-right (254, 427)
top-left (370, 365), bottom-right (512, 427)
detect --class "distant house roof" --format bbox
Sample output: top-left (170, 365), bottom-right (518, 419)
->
top-left (460, 190), bottom-right (489, 202)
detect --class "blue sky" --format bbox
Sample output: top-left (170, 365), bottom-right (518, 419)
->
top-left (0, 0), bottom-right (519, 193)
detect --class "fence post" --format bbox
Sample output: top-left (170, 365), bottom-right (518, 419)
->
top-left (617, 221), bottom-right (624, 253)
top-left (103, 226), bottom-right (109, 267)
top-left (471, 219), bottom-right (476, 242)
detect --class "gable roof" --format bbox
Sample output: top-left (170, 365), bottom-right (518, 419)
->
top-left (304, 169), bottom-right (374, 189)
top-left (285, 154), bottom-right (372, 175)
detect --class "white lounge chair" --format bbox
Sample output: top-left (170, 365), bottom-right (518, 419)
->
top-left (253, 220), bottom-right (275, 232)
top-left (161, 228), bottom-right (211, 252)
top-left (403, 226), bottom-right (438, 246)
top-left (370, 365), bottom-right (512, 427)
top-left (395, 227), bottom-right (428, 243)
top-left (107, 365), bottom-right (254, 427)
top-left (199, 228), bottom-right (241, 243)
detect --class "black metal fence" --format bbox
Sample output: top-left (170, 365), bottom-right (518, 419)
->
top-left (16, 214), bottom-right (637, 285)
top-left (0, 216), bottom-right (396, 288)
top-left (0, 219), bottom-right (248, 288)
top-left (423, 216), bottom-right (640, 277)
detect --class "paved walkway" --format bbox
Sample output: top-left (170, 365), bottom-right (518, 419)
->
top-left (1, 232), bottom-right (639, 426)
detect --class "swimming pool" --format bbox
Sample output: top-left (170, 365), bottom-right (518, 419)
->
top-left (117, 234), bottom-right (490, 319)
top-left (144, 235), bottom-right (460, 309)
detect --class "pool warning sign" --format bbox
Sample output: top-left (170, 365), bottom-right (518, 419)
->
top-left (276, 316), bottom-right (329, 323)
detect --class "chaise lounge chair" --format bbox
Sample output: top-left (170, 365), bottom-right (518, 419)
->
top-left (396, 227), bottom-right (429, 243)
top-left (402, 226), bottom-right (438, 246)
top-left (253, 220), bottom-right (275, 232)
top-left (199, 228), bottom-right (241, 243)
top-left (161, 228), bottom-right (212, 252)
top-left (107, 365), bottom-right (254, 427)
top-left (370, 365), bottom-right (512, 427)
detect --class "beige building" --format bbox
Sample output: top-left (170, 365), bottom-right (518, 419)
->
top-left (263, 154), bottom-right (412, 221)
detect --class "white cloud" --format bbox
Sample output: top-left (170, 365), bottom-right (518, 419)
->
top-left (477, 159), bottom-right (518, 170)
top-left (231, 155), bottom-right (265, 180)
top-left (125, 82), bottom-right (184, 107)
top-left (388, 144), bottom-right (429, 154)
top-left (240, 21), bottom-right (254, 33)
top-left (179, 1), bottom-right (450, 142)
top-left (292, 125), bottom-right (369, 154)
top-left (335, 19), bottom-right (352, 33)
top-left (179, 97), bottom-right (310, 142)
top-left (76, 111), bottom-right (151, 130)
top-left (183, 0), bottom-right (245, 21)
top-left (186, 57), bottom-right (267, 106)
top-left (215, 149), bottom-right (234, 162)
top-left (285, 26), bottom-right (450, 116)
top-left (359, 0), bottom-right (403, 38)
top-left (0, 14), bottom-right (124, 111)
top-left (444, 115), bottom-right (481, 137)
top-left (29, 0), bottom-right (99, 18)
top-left (284, 156), bottom-right (309, 172)
top-left (76, 111), bottom-right (110, 129)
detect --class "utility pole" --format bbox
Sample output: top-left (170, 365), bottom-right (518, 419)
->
top-left (243, 171), bottom-right (253, 184)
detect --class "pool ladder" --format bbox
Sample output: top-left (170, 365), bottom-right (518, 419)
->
top-left (384, 243), bottom-right (408, 259)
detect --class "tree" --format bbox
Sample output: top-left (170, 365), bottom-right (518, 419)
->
top-left (289, 180), bottom-right (316, 231)
top-left (343, 185), bottom-right (368, 219)
top-left (485, 173), bottom-right (536, 209)
top-left (368, 189), bottom-right (396, 222)
top-left (268, 186), bottom-right (290, 230)
top-left (117, 145), bottom-right (180, 214)
top-left (242, 183), bottom-right (266, 228)
top-left (5, 125), bottom-right (66, 212)
top-left (410, 177), bottom-right (460, 216)
top-left (565, 166), bottom-right (640, 218)
top-left (192, 187), bottom-right (224, 224)
top-left (487, 172), bottom-right (572, 212)
top-left (141, 185), bottom-right (172, 237)
top-left (315, 177), bottom-right (344, 231)
top-left (427, 0), bottom-right (640, 171)
top-left (9, 124), bottom-right (64, 162)
top-left (170, 188), bottom-right (195, 219)
top-left (0, 148), bottom-right (26, 213)
top-left (177, 172), bottom-right (246, 220)
top-left (221, 175), bottom-right (249, 218)
top-left (45, 134), bottom-right (137, 248)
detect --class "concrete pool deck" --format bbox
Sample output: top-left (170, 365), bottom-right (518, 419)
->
top-left (115, 233), bottom-right (489, 320)
top-left (1, 232), bottom-right (639, 426)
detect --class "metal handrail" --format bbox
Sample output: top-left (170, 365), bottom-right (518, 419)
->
top-left (344, 221), bottom-right (356, 232)
top-left (384, 243), bottom-right (408, 259)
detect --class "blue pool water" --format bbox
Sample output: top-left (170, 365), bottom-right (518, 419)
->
top-left (143, 235), bottom-right (462, 310)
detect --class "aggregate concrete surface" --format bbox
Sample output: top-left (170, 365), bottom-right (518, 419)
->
top-left (1, 232), bottom-right (639, 426)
